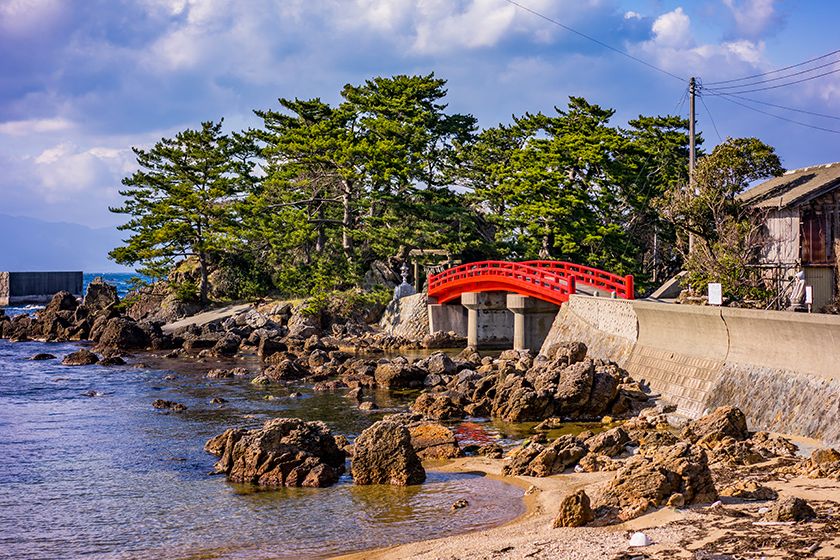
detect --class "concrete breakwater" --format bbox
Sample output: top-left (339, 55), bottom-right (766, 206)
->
top-left (0, 271), bottom-right (83, 306)
top-left (542, 295), bottom-right (840, 444)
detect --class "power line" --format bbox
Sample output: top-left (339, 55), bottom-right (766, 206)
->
top-left (699, 95), bottom-right (723, 142)
top-left (705, 92), bottom-right (840, 134)
top-left (705, 66), bottom-right (840, 95)
top-left (706, 91), bottom-right (840, 121)
top-left (500, 0), bottom-right (686, 82)
top-left (709, 57), bottom-right (840, 91)
top-left (705, 48), bottom-right (840, 85)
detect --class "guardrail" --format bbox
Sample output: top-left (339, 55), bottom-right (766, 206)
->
top-left (427, 260), bottom-right (633, 305)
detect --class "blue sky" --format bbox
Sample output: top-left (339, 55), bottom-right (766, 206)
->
top-left (1, 0), bottom-right (839, 233)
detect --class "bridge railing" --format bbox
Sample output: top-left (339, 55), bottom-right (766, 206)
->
top-left (427, 260), bottom-right (577, 305)
top-left (427, 260), bottom-right (633, 303)
top-left (520, 260), bottom-right (634, 299)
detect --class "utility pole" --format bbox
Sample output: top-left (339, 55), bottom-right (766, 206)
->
top-left (688, 76), bottom-right (697, 254)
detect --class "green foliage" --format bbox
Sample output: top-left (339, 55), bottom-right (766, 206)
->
top-left (666, 137), bottom-right (784, 301)
top-left (298, 287), bottom-right (392, 319)
top-left (109, 120), bottom-right (259, 303)
top-left (171, 279), bottom-right (199, 303)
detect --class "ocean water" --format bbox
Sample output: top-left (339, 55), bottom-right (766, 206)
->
top-left (0, 340), bottom-right (525, 559)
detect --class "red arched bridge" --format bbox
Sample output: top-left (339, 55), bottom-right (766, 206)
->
top-left (427, 260), bottom-right (634, 305)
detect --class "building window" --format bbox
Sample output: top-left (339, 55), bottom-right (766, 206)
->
top-left (801, 208), bottom-right (830, 264)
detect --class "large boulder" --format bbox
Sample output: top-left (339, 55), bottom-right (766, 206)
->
top-left (408, 422), bottom-right (461, 460)
top-left (374, 359), bottom-right (427, 389)
top-left (491, 375), bottom-right (553, 422)
top-left (584, 427), bottom-right (630, 457)
top-left (553, 489), bottom-right (594, 528)
top-left (62, 349), bottom-right (99, 366)
top-left (84, 278), bottom-right (119, 311)
top-left (410, 392), bottom-right (465, 420)
top-left (554, 359), bottom-right (595, 415)
top-left (351, 420), bottom-right (426, 485)
top-left (206, 418), bottom-right (346, 487)
top-left (503, 435), bottom-right (587, 477)
top-left (594, 442), bottom-right (717, 523)
top-left (96, 317), bottom-right (150, 350)
top-left (681, 406), bottom-right (749, 445)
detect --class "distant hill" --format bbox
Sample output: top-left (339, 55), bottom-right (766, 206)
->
top-left (0, 214), bottom-right (133, 272)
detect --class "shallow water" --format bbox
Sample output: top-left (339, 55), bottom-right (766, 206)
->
top-left (0, 340), bottom-right (525, 560)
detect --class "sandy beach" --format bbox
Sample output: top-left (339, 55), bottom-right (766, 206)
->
top-left (335, 455), bottom-right (840, 560)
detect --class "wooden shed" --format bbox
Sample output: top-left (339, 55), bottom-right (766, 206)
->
top-left (739, 162), bottom-right (840, 310)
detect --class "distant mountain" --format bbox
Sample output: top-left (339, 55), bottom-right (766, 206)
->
top-left (0, 214), bottom-right (133, 272)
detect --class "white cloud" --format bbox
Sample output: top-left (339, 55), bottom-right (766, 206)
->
top-left (0, 118), bottom-right (73, 136)
top-left (624, 11), bottom-right (641, 20)
top-left (650, 7), bottom-right (692, 50)
top-left (0, 0), bottom-right (63, 33)
top-left (722, 0), bottom-right (779, 38)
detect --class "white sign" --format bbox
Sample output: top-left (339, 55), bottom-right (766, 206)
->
top-left (805, 285), bottom-right (813, 305)
top-left (708, 283), bottom-right (723, 306)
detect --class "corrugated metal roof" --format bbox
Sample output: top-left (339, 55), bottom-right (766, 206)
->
top-left (738, 162), bottom-right (840, 209)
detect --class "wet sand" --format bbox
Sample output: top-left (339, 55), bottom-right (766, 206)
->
top-left (334, 456), bottom-right (840, 560)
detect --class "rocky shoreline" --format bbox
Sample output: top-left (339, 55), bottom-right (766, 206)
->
top-left (5, 281), bottom-right (840, 558)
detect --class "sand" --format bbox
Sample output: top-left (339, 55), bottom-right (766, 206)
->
top-left (332, 456), bottom-right (840, 560)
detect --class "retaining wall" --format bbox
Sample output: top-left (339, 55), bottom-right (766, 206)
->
top-left (0, 271), bottom-right (83, 306)
top-left (541, 295), bottom-right (840, 443)
top-left (378, 293), bottom-right (429, 340)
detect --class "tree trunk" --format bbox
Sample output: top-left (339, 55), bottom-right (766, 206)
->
top-left (341, 180), bottom-right (353, 260)
top-left (198, 251), bottom-right (209, 305)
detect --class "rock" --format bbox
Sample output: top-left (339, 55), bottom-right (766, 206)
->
top-left (210, 397), bottom-right (227, 404)
top-left (288, 391), bottom-right (303, 398)
top-left (554, 359), bottom-right (595, 415)
top-left (410, 392), bottom-right (465, 420)
top-left (207, 418), bottom-right (346, 487)
top-left (96, 317), bottom-right (150, 351)
top-left (553, 489), bottom-right (593, 528)
top-left (594, 442), bottom-right (717, 523)
top-left (408, 422), bottom-right (461, 460)
top-left (681, 406), bottom-right (749, 445)
top-left (492, 375), bottom-right (553, 422)
top-left (264, 359), bottom-right (308, 382)
top-left (765, 496), bottom-right (815, 522)
top-left (421, 331), bottom-right (466, 349)
top-left (577, 453), bottom-right (621, 473)
top-left (62, 349), bottom-right (99, 366)
top-left (84, 278), bottom-right (119, 311)
top-left (719, 480), bottom-right (778, 501)
top-left (346, 387), bottom-right (363, 401)
top-left (152, 399), bottom-right (187, 412)
top-left (251, 375), bottom-right (271, 385)
top-left (374, 360), bottom-right (426, 389)
top-left (503, 435), bottom-right (587, 477)
top-left (257, 336), bottom-right (288, 359)
top-left (212, 333), bottom-right (242, 356)
top-left (426, 352), bottom-right (457, 376)
top-left (475, 443), bottom-right (504, 459)
top-left (749, 432), bottom-right (798, 459)
top-left (99, 356), bottom-right (126, 366)
top-left (351, 420), bottom-right (426, 485)
top-left (358, 401), bottom-right (378, 411)
top-left (207, 368), bottom-right (234, 379)
top-left (546, 341), bottom-right (587, 364)
top-left (584, 427), bottom-right (630, 457)
top-left (451, 499), bottom-right (469, 510)
top-left (30, 353), bottom-right (56, 361)
top-left (533, 417), bottom-right (564, 431)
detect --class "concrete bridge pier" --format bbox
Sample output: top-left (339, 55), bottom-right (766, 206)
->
top-left (427, 297), bottom-right (468, 337)
top-left (462, 291), bottom-right (514, 348)
top-left (506, 294), bottom-right (560, 352)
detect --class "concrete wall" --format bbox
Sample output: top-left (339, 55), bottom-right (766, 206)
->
top-left (0, 271), bottom-right (83, 305)
top-left (541, 294), bottom-right (840, 443)
top-left (428, 302), bottom-right (468, 337)
top-left (378, 292), bottom-right (429, 340)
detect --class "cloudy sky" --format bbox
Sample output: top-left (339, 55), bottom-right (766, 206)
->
top-left (1, 0), bottom-right (839, 234)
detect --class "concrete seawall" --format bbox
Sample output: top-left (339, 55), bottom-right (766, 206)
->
top-left (0, 272), bottom-right (83, 306)
top-left (542, 295), bottom-right (840, 443)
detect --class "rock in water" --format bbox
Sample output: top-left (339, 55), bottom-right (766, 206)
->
top-left (207, 418), bottom-right (346, 488)
top-left (351, 420), bottom-right (426, 485)
top-left (30, 353), bottom-right (56, 361)
top-left (408, 422), bottom-right (461, 460)
top-left (553, 489), bottom-right (593, 528)
top-left (62, 349), bottom-right (99, 366)
top-left (96, 317), bottom-right (150, 351)
top-left (84, 278), bottom-right (119, 311)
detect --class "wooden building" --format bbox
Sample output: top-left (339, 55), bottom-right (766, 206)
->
top-left (739, 162), bottom-right (840, 310)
